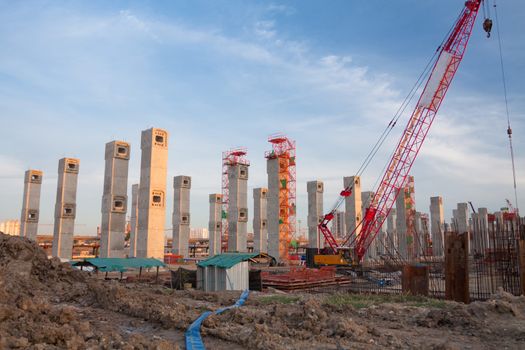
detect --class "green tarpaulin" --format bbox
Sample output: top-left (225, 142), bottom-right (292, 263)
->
top-left (72, 258), bottom-right (165, 272)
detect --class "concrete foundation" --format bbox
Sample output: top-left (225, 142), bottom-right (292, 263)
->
top-left (100, 141), bottom-right (130, 258)
top-left (20, 170), bottom-right (43, 240)
top-left (253, 188), bottom-right (268, 253)
top-left (430, 196), bottom-right (445, 257)
top-left (172, 175), bottom-right (191, 258)
top-left (344, 176), bottom-right (362, 246)
top-left (136, 128), bottom-right (168, 259)
top-left (129, 184), bottom-right (139, 257)
top-left (307, 180), bottom-right (324, 248)
top-left (208, 194), bottom-right (222, 256)
top-left (228, 164), bottom-right (249, 252)
top-left (52, 158), bottom-right (80, 260)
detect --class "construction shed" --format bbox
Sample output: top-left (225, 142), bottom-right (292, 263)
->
top-left (197, 253), bottom-right (258, 291)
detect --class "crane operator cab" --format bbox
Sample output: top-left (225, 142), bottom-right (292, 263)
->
top-left (313, 247), bottom-right (356, 267)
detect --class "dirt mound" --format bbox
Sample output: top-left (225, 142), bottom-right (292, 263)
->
top-left (0, 234), bottom-right (184, 349)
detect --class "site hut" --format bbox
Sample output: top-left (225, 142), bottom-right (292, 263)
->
top-left (196, 253), bottom-right (258, 291)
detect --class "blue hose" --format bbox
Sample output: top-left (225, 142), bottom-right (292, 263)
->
top-left (185, 290), bottom-right (250, 350)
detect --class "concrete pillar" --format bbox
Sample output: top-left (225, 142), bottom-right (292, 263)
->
top-left (129, 184), bottom-right (139, 257)
top-left (208, 194), bottom-right (222, 256)
top-left (227, 164), bottom-right (249, 252)
top-left (307, 180), bottom-right (324, 248)
top-left (472, 207), bottom-right (489, 255)
top-left (52, 158), bottom-right (79, 260)
top-left (396, 191), bottom-right (408, 259)
top-left (386, 208), bottom-right (397, 254)
top-left (415, 212), bottom-right (424, 256)
top-left (344, 176), bottom-right (362, 245)
top-left (456, 203), bottom-right (470, 254)
top-left (100, 141), bottom-right (130, 258)
top-left (172, 175), bottom-right (191, 258)
top-left (361, 191), bottom-right (376, 259)
top-left (430, 196), bottom-right (445, 257)
top-left (267, 158), bottom-right (280, 260)
top-left (136, 128), bottom-right (168, 259)
top-left (253, 188), bottom-right (268, 253)
top-left (20, 169), bottom-right (43, 240)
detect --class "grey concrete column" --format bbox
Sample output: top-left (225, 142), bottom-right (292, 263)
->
top-left (227, 164), bottom-right (248, 252)
top-left (253, 188), bottom-right (268, 253)
top-left (20, 170), bottom-right (43, 240)
top-left (361, 191), bottom-right (376, 259)
top-left (129, 184), bottom-right (139, 257)
top-left (395, 189), bottom-right (408, 259)
top-left (267, 158), bottom-right (280, 261)
top-left (172, 175), bottom-right (191, 258)
top-left (136, 128), bottom-right (168, 259)
top-left (208, 194), bottom-right (222, 256)
top-left (307, 180), bottom-right (324, 248)
top-left (52, 158), bottom-right (79, 260)
top-left (344, 176), bottom-right (362, 246)
top-left (386, 208), bottom-right (397, 254)
top-left (100, 141), bottom-right (130, 258)
top-left (430, 196), bottom-right (445, 257)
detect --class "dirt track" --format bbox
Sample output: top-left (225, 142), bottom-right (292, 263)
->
top-left (1, 233), bottom-right (524, 349)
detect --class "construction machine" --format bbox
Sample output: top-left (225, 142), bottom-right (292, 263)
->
top-left (315, 0), bottom-right (490, 267)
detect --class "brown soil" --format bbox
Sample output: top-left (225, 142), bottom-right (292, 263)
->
top-left (1, 233), bottom-right (524, 349)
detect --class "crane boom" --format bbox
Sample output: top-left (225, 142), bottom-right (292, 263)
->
top-left (319, 0), bottom-right (484, 262)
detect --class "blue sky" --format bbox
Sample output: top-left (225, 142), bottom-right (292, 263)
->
top-left (0, 0), bottom-right (524, 235)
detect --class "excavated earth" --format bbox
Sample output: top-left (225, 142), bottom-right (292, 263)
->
top-left (1, 233), bottom-right (525, 349)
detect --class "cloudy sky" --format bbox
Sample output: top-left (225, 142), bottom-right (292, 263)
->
top-left (0, 0), bottom-right (523, 235)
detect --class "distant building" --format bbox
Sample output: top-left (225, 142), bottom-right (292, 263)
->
top-left (190, 227), bottom-right (209, 239)
top-left (331, 211), bottom-right (346, 239)
top-left (0, 219), bottom-right (20, 236)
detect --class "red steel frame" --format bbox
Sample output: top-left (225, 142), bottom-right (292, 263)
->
top-left (265, 133), bottom-right (296, 261)
top-left (319, 0), bottom-right (483, 262)
top-left (221, 148), bottom-right (250, 252)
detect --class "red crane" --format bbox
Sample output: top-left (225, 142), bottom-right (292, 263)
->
top-left (319, 0), bottom-right (487, 263)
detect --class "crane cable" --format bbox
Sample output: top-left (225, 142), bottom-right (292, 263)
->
top-left (493, 0), bottom-right (519, 215)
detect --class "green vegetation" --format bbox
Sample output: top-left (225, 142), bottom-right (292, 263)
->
top-left (324, 293), bottom-right (448, 309)
top-left (257, 295), bottom-right (301, 305)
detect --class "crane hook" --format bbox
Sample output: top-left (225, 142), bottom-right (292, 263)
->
top-left (483, 18), bottom-right (493, 37)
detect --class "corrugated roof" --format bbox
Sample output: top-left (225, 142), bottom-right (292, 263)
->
top-left (72, 258), bottom-right (165, 272)
top-left (197, 253), bottom-right (258, 269)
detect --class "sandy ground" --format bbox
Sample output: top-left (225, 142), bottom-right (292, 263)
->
top-left (1, 233), bottom-right (524, 349)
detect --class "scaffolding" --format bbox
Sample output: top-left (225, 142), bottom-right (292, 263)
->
top-left (265, 133), bottom-right (296, 261)
top-left (221, 148), bottom-right (250, 252)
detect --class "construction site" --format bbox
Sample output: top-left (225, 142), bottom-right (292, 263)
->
top-left (1, 1), bottom-right (525, 349)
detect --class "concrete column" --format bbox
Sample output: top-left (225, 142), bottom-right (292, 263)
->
top-left (396, 190), bottom-right (408, 260)
top-left (20, 169), bottom-right (43, 240)
top-left (456, 202), bottom-right (470, 254)
top-left (100, 141), bottom-right (130, 258)
top-left (386, 208), bottom-right (397, 254)
top-left (253, 188), bottom-right (268, 253)
top-left (307, 180), bottom-right (324, 248)
top-left (129, 184), bottom-right (139, 257)
top-left (361, 191), bottom-right (376, 259)
top-left (172, 175), bottom-right (191, 258)
top-left (136, 128), bottom-right (168, 259)
top-left (430, 196), bottom-right (445, 257)
top-left (208, 194), bottom-right (222, 256)
top-left (227, 164), bottom-right (248, 252)
top-left (415, 212), bottom-right (424, 256)
top-left (267, 158), bottom-right (280, 260)
top-left (52, 158), bottom-right (79, 260)
top-left (472, 207), bottom-right (489, 255)
top-left (344, 176), bottom-right (362, 246)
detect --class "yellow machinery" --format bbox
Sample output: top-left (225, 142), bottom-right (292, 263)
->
top-left (313, 248), bottom-right (356, 267)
